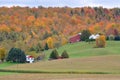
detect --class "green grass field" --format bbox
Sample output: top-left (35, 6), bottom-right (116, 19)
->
top-left (0, 41), bottom-right (120, 74)
top-left (0, 62), bottom-right (15, 69)
top-left (45, 41), bottom-right (120, 59)
top-left (0, 72), bottom-right (16, 76)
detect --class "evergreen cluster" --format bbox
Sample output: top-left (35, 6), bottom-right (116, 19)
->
top-left (49, 49), bottom-right (69, 60)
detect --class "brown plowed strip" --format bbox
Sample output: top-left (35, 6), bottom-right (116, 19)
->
top-left (0, 74), bottom-right (120, 80)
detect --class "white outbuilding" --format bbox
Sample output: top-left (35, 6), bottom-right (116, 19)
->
top-left (26, 55), bottom-right (34, 63)
top-left (89, 34), bottom-right (100, 40)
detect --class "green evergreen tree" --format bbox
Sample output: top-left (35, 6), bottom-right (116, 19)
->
top-left (44, 43), bottom-right (49, 50)
top-left (49, 49), bottom-right (59, 59)
top-left (81, 29), bottom-right (91, 41)
top-left (36, 42), bottom-right (44, 53)
top-left (6, 48), bottom-right (26, 63)
top-left (61, 50), bottom-right (69, 58)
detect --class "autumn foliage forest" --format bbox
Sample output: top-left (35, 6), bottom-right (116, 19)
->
top-left (0, 6), bottom-right (120, 53)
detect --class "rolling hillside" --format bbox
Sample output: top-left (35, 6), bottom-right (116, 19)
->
top-left (1, 41), bottom-right (120, 74)
top-left (0, 7), bottom-right (120, 53)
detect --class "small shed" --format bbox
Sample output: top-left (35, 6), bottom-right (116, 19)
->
top-left (26, 55), bottom-right (34, 63)
top-left (69, 33), bottom-right (81, 43)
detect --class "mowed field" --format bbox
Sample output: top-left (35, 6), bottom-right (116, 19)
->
top-left (3, 55), bottom-right (120, 74)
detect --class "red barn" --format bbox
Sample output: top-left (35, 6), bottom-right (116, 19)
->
top-left (69, 34), bottom-right (81, 43)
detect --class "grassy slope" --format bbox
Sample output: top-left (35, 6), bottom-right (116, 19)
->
top-left (1, 41), bottom-right (120, 74)
top-left (45, 41), bottom-right (120, 59)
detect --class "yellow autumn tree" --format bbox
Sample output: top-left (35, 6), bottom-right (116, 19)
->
top-left (61, 37), bottom-right (68, 46)
top-left (47, 37), bottom-right (54, 49)
top-left (0, 47), bottom-right (6, 62)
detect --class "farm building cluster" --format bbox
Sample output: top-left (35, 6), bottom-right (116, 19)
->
top-left (69, 33), bottom-right (100, 43)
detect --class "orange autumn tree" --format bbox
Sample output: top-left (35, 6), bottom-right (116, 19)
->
top-left (26, 16), bottom-right (35, 28)
top-left (89, 26), bottom-right (95, 34)
top-left (96, 34), bottom-right (106, 48)
top-left (0, 24), bottom-right (10, 32)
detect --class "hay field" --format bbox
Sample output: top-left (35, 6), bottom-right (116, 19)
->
top-left (4, 55), bottom-right (120, 74)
